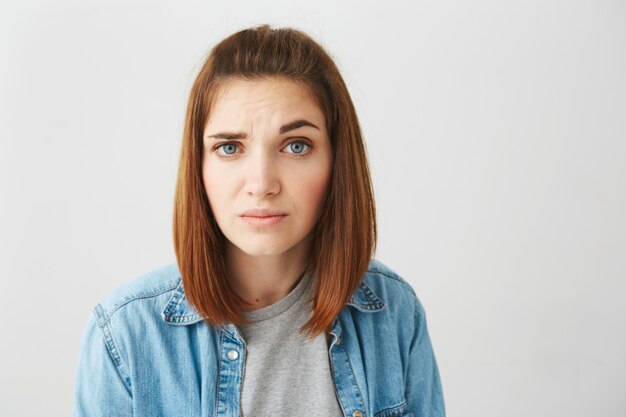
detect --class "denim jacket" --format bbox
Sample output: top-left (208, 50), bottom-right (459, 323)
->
top-left (73, 259), bottom-right (445, 417)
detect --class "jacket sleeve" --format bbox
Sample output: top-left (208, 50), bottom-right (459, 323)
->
top-left (73, 307), bottom-right (133, 417)
top-left (406, 294), bottom-right (446, 417)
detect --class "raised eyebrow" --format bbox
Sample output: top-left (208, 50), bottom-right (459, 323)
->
top-left (206, 119), bottom-right (320, 140)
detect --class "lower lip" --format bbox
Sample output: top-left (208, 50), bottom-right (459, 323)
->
top-left (240, 215), bottom-right (287, 227)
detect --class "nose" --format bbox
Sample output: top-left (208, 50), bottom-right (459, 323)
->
top-left (244, 151), bottom-right (281, 198)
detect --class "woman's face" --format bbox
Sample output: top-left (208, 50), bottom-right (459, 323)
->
top-left (202, 77), bottom-right (332, 258)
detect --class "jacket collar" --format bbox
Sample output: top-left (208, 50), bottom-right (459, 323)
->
top-left (161, 275), bottom-right (386, 326)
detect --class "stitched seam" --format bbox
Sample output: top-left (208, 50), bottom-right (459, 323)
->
top-left (367, 268), bottom-right (417, 296)
top-left (348, 281), bottom-right (386, 312)
top-left (161, 281), bottom-right (206, 324)
top-left (215, 328), bottom-right (224, 416)
top-left (374, 400), bottom-right (408, 417)
top-left (328, 337), bottom-right (348, 417)
top-left (168, 313), bottom-right (202, 320)
top-left (165, 317), bottom-right (203, 326)
top-left (359, 281), bottom-right (385, 308)
top-left (347, 300), bottom-right (384, 313)
top-left (162, 281), bottom-right (184, 320)
top-left (340, 342), bottom-right (367, 416)
top-left (108, 283), bottom-right (180, 320)
top-left (94, 304), bottom-right (132, 395)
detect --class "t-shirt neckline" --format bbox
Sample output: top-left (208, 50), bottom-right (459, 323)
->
top-left (242, 268), bottom-right (314, 323)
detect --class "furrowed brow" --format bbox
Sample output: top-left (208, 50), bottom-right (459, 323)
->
top-left (206, 119), bottom-right (319, 140)
top-left (206, 131), bottom-right (247, 140)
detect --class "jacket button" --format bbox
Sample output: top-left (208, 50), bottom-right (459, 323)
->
top-left (226, 349), bottom-right (239, 360)
top-left (352, 410), bottom-right (362, 417)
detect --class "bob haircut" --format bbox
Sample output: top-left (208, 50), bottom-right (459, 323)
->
top-left (173, 24), bottom-right (376, 339)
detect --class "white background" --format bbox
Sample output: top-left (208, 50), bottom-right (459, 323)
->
top-left (1, 1), bottom-right (625, 416)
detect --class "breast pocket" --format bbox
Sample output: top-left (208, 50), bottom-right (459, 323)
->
top-left (374, 399), bottom-right (411, 417)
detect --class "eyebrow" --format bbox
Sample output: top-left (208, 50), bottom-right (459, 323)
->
top-left (206, 119), bottom-right (320, 140)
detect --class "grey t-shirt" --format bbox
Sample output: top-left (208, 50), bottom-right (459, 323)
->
top-left (237, 269), bottom-right (343, 417)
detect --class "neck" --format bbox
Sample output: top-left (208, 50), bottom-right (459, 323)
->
top-left (225, 237), bottom-right (312, 310)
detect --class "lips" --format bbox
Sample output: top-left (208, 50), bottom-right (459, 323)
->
top-left (239, 208), bottom-right (288, 228)
top-left (239, 208), bottom-right (288, 217)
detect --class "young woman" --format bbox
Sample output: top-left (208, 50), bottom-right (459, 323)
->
top-left (73, 24), bottom-right (446, 417)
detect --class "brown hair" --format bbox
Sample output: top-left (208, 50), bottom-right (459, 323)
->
top-left (173, 24), bottom-right (376, 338)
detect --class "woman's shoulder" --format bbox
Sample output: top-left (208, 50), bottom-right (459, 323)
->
top-left (96, 262), bottom-right (182, 322)
top-left (364, 258), bottom-right (418, 298)
top-left (359, 258), bottom-right (426, 317)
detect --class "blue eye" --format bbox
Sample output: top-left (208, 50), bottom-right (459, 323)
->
top-left (284, 141), bottom-right (310, 155)
top-left (218, 143), bottom-right (238, 155)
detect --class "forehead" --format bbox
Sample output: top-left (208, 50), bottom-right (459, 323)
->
top-left (207, 77), bottom-right (324, 126)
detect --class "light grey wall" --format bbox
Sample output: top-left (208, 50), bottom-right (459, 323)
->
top-left (1, 1), bottom-right (624, 416)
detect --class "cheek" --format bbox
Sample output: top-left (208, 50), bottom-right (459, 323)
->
top-left (308, 174), bottom-right (330, 205)
top-left (202, 163), bottom-right (231, 213)
top-left (296, 164), bottom-right (332, 216)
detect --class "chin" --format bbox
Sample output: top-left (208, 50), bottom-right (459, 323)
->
top-left (225, 228), bottom-right (312, 258)
top-left (231, 239), bottom-right (295, 257)
top-left (239, 246), bottom-right (290, 257)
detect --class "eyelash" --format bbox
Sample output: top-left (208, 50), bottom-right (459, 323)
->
top-left (212, 140), bottom-right (312, 160)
